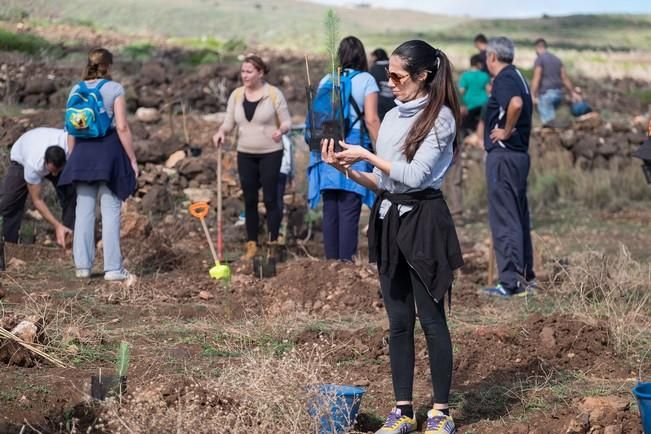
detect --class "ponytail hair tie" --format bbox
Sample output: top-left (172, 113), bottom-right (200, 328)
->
top-left (434, 48), bottom-right (441, 71)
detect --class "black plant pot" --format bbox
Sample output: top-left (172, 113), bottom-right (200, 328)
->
top-left (91, 375), bottom-right (127, 400)
top-left (252, 256), bottom-right (276, 278)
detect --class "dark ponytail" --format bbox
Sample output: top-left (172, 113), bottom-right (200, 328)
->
top-left (392, 40), bottom-right (461, 161)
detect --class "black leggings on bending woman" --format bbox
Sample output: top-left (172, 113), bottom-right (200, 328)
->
top-left (237, 150), bottom-right (283, 242)
top-left (380, 251), bottom-right (453, 404)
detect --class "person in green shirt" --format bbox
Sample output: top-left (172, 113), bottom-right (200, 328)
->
top-left (459, 54), bottom-right (491, 133)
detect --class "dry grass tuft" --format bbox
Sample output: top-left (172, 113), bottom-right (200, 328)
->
top-left (99, 346), bottom-right (349, 433)
top-left (550, 245), bottom-right (651, 363)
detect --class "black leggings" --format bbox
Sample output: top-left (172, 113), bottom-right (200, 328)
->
top-left (380, 251), bottom-right (453, 404)
top-left (237, 150), bottom-right (283, 242)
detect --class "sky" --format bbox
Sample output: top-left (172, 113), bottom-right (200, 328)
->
top-left (307, 0), bottom-right (651, 18)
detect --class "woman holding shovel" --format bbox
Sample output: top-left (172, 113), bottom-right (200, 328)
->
top-left (213, 55), bottom-right (291, 260)
top-left (321, 40), bottom-right (463, 434)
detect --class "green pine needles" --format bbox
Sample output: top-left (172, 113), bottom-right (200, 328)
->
top-left (324, 9), bottom-right (340, 80)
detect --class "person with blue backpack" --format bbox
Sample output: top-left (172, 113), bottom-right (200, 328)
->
top-left (307, 36), bottom-right (381, 261)
top-left (59, 48), bottom-right (138, 282)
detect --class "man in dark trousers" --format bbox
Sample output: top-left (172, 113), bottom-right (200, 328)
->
top-left (483, 36), bottom-right (535, 297)
top-left (368, 48), bottom-right (396, 121)
top-left (0, 128), bottom-right (75, 248)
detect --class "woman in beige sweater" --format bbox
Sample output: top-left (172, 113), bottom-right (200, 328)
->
top-left (213, 55), bottom-right (291, 259)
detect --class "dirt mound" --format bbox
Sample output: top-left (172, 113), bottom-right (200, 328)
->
top-left (231, 258), bottom-right (383, 316)
top-left (455, 313), bottom-right (630, 388)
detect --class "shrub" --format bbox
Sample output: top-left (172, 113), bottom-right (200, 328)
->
top-left (0, 28), bottom-right (54, 55)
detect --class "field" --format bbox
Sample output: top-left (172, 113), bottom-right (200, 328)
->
top-left (0, 2), bottom-right (651, 433)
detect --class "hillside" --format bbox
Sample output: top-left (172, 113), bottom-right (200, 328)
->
top-left (3, 0), bottom-right (651, 52)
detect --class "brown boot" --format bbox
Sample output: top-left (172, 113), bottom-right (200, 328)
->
top-left (241, 241), bottom-right (257, 260)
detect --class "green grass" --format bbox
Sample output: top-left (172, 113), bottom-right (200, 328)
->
top-left (631, 88), bottom-right (651, 105)
top-left (69, 342), bottom-right (114, 366)
top-left (0, 28), bottom-right (57, 55)
top-left (0, 383), bottom-right (50, 402)
top-left (121, 42), bottom-right (155, 62)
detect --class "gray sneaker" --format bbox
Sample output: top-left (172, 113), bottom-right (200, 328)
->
top-left (76, 269), bottom-right (91, 278)
top-left (104, 269), bottom-right (134, 282)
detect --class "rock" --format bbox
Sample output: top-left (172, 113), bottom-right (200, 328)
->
top-left (198, 290), bottom-right (214, 300)
top-left (560, 129), bottom-right (577, 149)
top-left (539, 326), bottom-right (556, 348)
top-left (589, 404), bottom-right (616, 426)
top-left (11, 320), bottom-right (38, 343)
top-left (140, 62), bottom-right (167, 85)
top-left (137, 92), bottom-right (164, 108)
top-left (580, 396), bottom-right (629, 413)
top-left (611, 121), bottom-right (630, 133)
top-left (183, 188), bottom-right (214, 203)
top-left (353, 378), bottom-right (371, 387)
top-left (141, 185), bottom-right (171, 214)
top-left (575, 112), bottom-right (601, 130)
top-left (130, 121), bottom-right (150, 140)
top-left (23, 78), bottom-right (56, 95)
top-left (603, 425), bottom-right (622, 434)
top-left (7, 257), bottom-right (26, 271)
top-left (177, 157), bottom-right (217, 181)
top-left (598, 141), bottom-right (618, 157)
top-left (574, 136), bottom-right (596, 159)
top-left (165, 150), bottom-right (186, 169)
top-left (135, 138), bottom-right (183, 163)
top-left (135, 107), bottom-right (161, 123)
top-left (565, 413), bottom-right (590, 434)
top-left (508, 422), bottom-right (529, 434)
top-left (120, 212), bottom-right (152, 239)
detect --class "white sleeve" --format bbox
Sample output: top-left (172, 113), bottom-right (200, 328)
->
top-left (23, 166), bottom-right (43, 185)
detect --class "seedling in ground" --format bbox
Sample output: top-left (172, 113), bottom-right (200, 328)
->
top-left (116, 341), bottom-right (130, 378)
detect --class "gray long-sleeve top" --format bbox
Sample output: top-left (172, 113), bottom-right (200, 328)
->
top-left (373, 96), bottom-right (456, 216)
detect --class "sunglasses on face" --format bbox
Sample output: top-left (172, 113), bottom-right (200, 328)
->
top-left (385, 68), bottom-right (410, 84)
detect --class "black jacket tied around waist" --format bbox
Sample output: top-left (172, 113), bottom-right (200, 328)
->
top-left (368, 188), bottom-right (464, 303)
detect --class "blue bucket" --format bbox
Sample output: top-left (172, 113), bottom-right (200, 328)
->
top-left (307, 384), bottom-right (366, 434)
top-left (633, 382), bottom-right (651, 434)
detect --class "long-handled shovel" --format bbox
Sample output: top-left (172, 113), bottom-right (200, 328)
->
top-left (189, 201), bottom-right (230, 281)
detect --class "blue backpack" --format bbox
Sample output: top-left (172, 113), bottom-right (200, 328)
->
top-left (305, 69), bottom-right (365, 151)
top-left (65, 80), bottom-right (113, 138)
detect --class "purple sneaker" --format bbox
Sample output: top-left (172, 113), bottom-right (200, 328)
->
top-left (424, 409), bottom-right (456, 434)
top-left (375, 408), bottom-right (416, 434)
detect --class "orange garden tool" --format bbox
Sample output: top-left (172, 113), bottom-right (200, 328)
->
top-left (189, 202), bottom-right (231, 281)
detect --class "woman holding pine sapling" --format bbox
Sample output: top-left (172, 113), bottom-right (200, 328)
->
top-left (307, 35), bottom-right (381, 262)
top-left (321, 40), bottom-right (463, 434)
